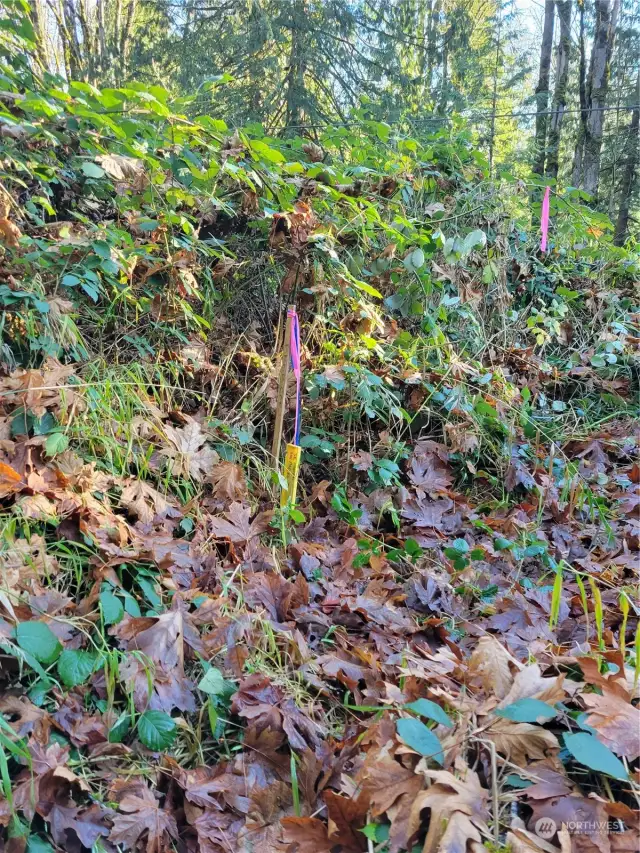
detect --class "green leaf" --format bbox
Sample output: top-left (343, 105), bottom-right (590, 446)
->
top-left (207, 699), bottom-right (218, 737)
top-left (57, 649), bottom-right (100, 687)
top-left (404, 247), bottom-right (425, 271)
top-left (61, 274), bottom-right (81, 287)
top-left (494, 537), bottom-right (513, 551)
top-left (396, 717), bottom-right (443, 764)
top-left (197, 667), bottom-right (225, 695)
top-left (108, 713), bottom-right (131, 743)
top-left (44, 432), bottom-right (68, 456)
top-left (137, 220), bottom-right (159, 232)
top-left (81, 162), bottom-right (105, 178)
top-left (461, 229), bottom-right (486, 255)
top-left (138, 577), bottom-right (161, 608)
top-left (250, 139), bottom-right (286, 164)
top-left (26, 836), bottom-right (55, 853)
top-left (451, 538), bottom-right (469, 554)
top-left (349, 278), bottom-right (383, 299)
top-left (32, 413), bottom-right (56, 436)
top-left (563, 732), bottom-right (628, 780)
top-left (28, 678), bottom-right (53, 706)
top-left (137, 710), bottom-right (177, 751)
top-left (405, 698), bottom-right (453, 728)
top-left (100, 589), bottom-right (124, 625)
top-left (495, 699), bottom-right (557, 723)
top-left (122, 591), bottom-right (141, 617)
top-left (15, 622), bottom-right (62, 664)
top-left (93, 240), bottom-right (112, 259)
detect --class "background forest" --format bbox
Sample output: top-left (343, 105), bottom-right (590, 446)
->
top-left (17, 0), bottom-right (640, 235)
top-left (0, 3), bottom-right (639, 853)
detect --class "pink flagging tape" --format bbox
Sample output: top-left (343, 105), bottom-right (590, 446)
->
top-left (287, 307), bottom-right (301, 445)
top-left (540, 185), bottom-right (550, 253)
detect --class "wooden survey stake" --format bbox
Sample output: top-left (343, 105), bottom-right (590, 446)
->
top-left (271, 305), bottom-right (293, 464)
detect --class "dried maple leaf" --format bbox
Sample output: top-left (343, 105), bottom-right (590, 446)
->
top-left (577, 655), bottom-right (632, 700)
top-left (445, 421), bottom-right (480, 454)
top-left (118, 653), bottom-right (196, 712)
top-left (113, 605), bottom-right (186, 670)
top-left (96, 153), bottom-right (146, 183)
top-left (408, 441), bottom-right (453, 495)
top-left (351, 450), bottom-right (374, 472)
top-left (0, 460), bottom-right (23, 497)
top-left (207, 461), bottom-right (248, 502)
top-left (120, 478), bottom-right (174, 523)
top-left (0, 695), bottom-right (45, 738)
top-left (1, 534), bottom-right (59, 598)
top-left (237, 781), bottom-right (293, 850)
top-left (483, 717), bottom-right (559, 765)
top-left (173, 765), bottom-right (228, 808)
top-left (110, 784), bottom-right (178, 853)
top-left (18, 493), bottom-right (58, 520)
top-left (0, 217), bottom-right (22, 248)
top-left (48, 802), bottom-right (111, 849)
top-left (497, 664), bottom-right (567, 708)
top-left (581, 688), bottom-right (640, 761)
top-left (208, 502), bottom-right (272, 544)
top-left (401, 495), bottom-right (458, 530)
top-left (244, 571), bottom-right (309, 623)
top-left (359, 753), bottom-right (425, 852)
top-left (6, 361), bottom-right (76, 417)
top-left (193, 809), bottom-right (243, 853)
top-left (468, 636), bottom-right (518, 700)
top-left (408, 765), bottom-right (490, 853)
top-left (211, 255), bottom-right (239, 279)
top-left (505, 453), bottom-right (536, 492)
top-left (324, 791), bottom-right (368, 851)
top-left (281, 816), bottom-right (333, 853)
top-left (160, 421), bottom-right (219, 480)
top-left (12, 742), bottom-right (85, 821)
top-left (231, 674), bottom-right (323, 750)
top-left (518, 763), bottom-right (574, 800)
top-left (53, 693), bottom-right (108, 747)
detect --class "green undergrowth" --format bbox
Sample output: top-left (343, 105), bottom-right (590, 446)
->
top-left (0, 19), bottom-right (639, 839)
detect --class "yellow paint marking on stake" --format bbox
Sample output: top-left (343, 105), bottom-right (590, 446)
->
top-left (280, 443), bottom-right (301, 508)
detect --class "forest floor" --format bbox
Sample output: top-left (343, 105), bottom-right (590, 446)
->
top-left (0, 76), bottom-right (639, 853)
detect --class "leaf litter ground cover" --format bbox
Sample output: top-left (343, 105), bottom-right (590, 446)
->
top-left (0, 68), bottom-right (639, 853)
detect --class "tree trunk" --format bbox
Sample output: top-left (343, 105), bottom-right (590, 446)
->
top-left (97, 0), bottom-right (107, 78)
top-left (119, 0), bottom-right (138, 83)
top-left (113, 0), bottom-right (123, 67)
top-left (285, 0), bottom-right (306, 129)
top-left (546, 0), bottom-right (572, 182)
top-left (488, 8), bottom-right (502, 175)
top-left (425, 0), bottom-right (441, 100)
top-left (614, 69), bottom-right (640, 246)
top-left (76, 0), bottom-right (94, 81)
top-left (572, 0), bottom-right (587, 187)
top-left (582, 0), bottom-right (621, 198)
top-left (29, 0), bottom-right (49, 72)
top-left (532, 0), bottom-right (555, 176)
top-left (62, 0), bottom-right (82, 80)
top-left (439, 19), bottom-right (452, 113)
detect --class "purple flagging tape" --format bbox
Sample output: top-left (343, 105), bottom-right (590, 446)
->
top-left (287, 307), bottom-right (301, 445)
